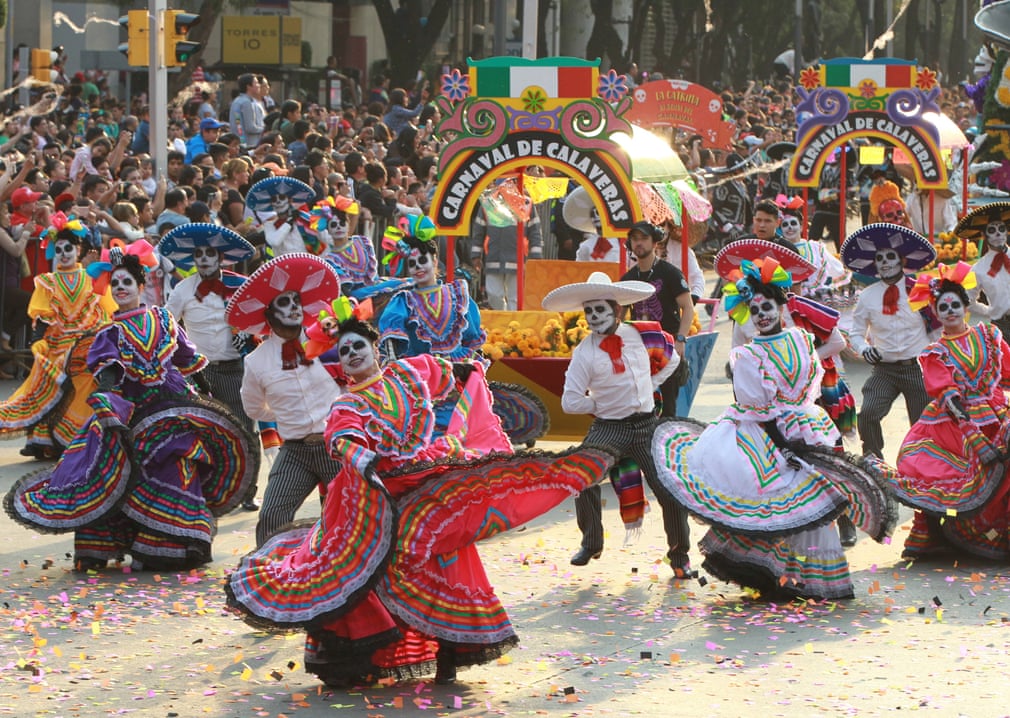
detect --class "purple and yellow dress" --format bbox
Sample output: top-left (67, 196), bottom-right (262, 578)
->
top-left (654, 327), bottom-right (855, 600)
top-left (5, 305), bottom-right (259, 569)
top-left (892, 323), bottom-right (1010, 558)
top-left (226, 355), bottom-right (613, 685)
top-left (0, 266), bottom-right (117, 454)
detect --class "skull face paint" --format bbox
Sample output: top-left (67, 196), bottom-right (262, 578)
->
top-left (271, 194), bottom-right (291, 217)
top-left (582, 300), bottom-right (617, 336)
top-left (193, 246), bottom-right (221, 278)
top-left (779, 215), bottom-right (802, 243)
top-left (53, 240), bottom-right (79, 271)
top-left (985, 220), bottom-right (1008, 251)
top-left (270, 291), bottom-right (303, 327)
top-left (407, 248), bottom-right (437, 287)
top-left (874, 248), bottom-right (903, 281)
top-left (337, 331), bottom-right (378, 380)
top-left (110, 267), bottom-right (141, 310)
top-left (324, 212), bottom-right (350, 247)
top-left (936, 290), bottom-right (967, 333)
top-left (748, 292), bottom-right (783, 335)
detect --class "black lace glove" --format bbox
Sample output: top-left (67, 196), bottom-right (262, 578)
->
top-left (761, 420), bottom-right (803, 470)
top-left (31, 320), bottom-right (50, 345)
top-left (452, 362), bottom-right (475, 386)
top-left (94, 366), bottom-right (119, 393)
top-left (190, 371), bottom-right (211, 395)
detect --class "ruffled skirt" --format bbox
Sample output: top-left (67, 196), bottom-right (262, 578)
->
top-left (226, 447), bottom-right (614, 683)
top-left (5, 392), bottom-right (259, 569)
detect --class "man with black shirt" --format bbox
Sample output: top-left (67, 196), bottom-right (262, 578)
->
top-left (621, 221), bottom-right (695, 414)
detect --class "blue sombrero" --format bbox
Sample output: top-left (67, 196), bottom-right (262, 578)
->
top-left (157, 223), bottom-right (255, 270)
top-left (245, 176), bottom-right (316, 214)
top-left (840, 223), bottom-right (936, 278)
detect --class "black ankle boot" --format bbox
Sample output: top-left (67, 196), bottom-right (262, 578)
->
top-left (435, 646), bottom-right (456, 684)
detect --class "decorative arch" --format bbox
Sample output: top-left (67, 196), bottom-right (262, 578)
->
top-left (788, 58), bottom-right (948, 190)
top-left (430, 57), bottom-right (641, 236)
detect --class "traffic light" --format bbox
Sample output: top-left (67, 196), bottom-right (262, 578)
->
top-left (164, 10), bottom-right (201, 67)
top-left (30, 49), bottom-right (59, 83)
top-left (118, 10), bottom-right (150, 67)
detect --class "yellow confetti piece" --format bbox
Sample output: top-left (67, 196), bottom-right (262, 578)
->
top-left (33, 637), bottom-right (47, 648)
top-left (880, 617), bottom-right (894, 625)
top-left (946, 508), bottom-right (957, 517)
top-left (91, 621), bottom-right (101, 635)
top-left (804, 643), bottom-right (814, 653)
top-left (196, 597), bottom-right (205, 610)
top-left (936, 609), bottom-right (944, 621)
top-left (240, 666), bottom-right (253, 681)
top-left (52, 647), bottom-right (62, 657)
top-left (497, 654), bottom-right (512, 665)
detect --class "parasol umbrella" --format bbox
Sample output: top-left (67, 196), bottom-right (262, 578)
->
top-left (611, 125), bottom-right (690, 184)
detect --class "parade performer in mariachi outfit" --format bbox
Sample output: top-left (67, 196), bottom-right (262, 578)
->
top-left (842, 223), bottom-right (939, 460)
top-left (956, 202), bottom-right (1010, 339)
top-left (889, 262), bottom-right (1010, 560)
top-left (245, 176), bottom-right (317, 257)
top-left (225, 313), bottom-right (615, 687)
top-left (652, 258), bottom-right (896, 600)
top-left (5, 252), bottom-right (259, 571)
top-left (161, 222), bottom-right (262, 510)
top-left (545, 271), bottom-right (693, 574)
top-left (379, 216), bottom-right (549, 445)
top-left (0, 217), bottom-right (117, 459)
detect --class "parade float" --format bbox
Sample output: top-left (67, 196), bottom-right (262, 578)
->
top-left (430, 57), bottom-right (716, 440)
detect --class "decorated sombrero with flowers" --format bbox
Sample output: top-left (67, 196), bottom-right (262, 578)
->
top-left (721, 257), bottom-right (794, 325)
top-left (714, 236), bottom-right (815, 282)
top-left (157, 223), bottom-right (255, 270)
top-left (542, 271), bottom-right (654, 312)
top-left (953, 201), bottom-right (1010, 243)
top-left (840, 223), bottom-right (936, 277)
top-left (225, 253), bottom-right (341, 335)
top-left (244, 176), bottom-right (316, 214)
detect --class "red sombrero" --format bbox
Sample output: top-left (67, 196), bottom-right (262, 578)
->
top-left (714, 236), bottom-right (816, 282)
top-left (225, 253), bottom-right (341, 335)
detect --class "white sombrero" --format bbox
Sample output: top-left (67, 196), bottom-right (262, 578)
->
top-left (542, 271), bottom-right (655, 312)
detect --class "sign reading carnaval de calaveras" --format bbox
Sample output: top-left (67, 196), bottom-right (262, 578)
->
top-left (624, 79), bottom-right (736, 150)
top-left (430, 57), bottom-right (641, 236)
top-left (789, 58), bottom-right (947, 190)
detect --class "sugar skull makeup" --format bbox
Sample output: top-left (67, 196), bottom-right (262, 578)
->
top-left (986, 220), bottom-right (1007, 251)
top-left (583, 300), bottom-right (617, 336)
top-left (936, 290), bottom-right (966, 333)
top-left (53, 240), bottom-right (79, 270)
top-left (779, 215), bottom-right (802, 243)
top-left (270, 290), bottom-right (303, 327)
top-left (407, 248), bottom-right (436, 287)
top-left (110, 267), bottom-right (141, 309)
top-left (337, 331), bottom-right (378, 380)
top-left (748, 292), bottom-right (782, 335)
top-left (193, 246), bottom-right (221, 278)
top-left (873, 248), bottom-right (903, 281)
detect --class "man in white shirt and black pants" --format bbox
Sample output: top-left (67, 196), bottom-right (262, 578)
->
top-left (842, 224), bottom-right (939, 459)
top-left (543, 272), bottom-right (693, 576)
top-left (226, 254), bottom-right (345, 546)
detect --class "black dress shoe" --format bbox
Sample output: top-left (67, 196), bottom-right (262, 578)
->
top-left (837, 514), bottom-right (857, 548)
top-left (570, 547), bottom-right (603, 566)
top-left (241, 499), bottom-right (261, 512)
top-left (434, 645), bottom-right (456, 684)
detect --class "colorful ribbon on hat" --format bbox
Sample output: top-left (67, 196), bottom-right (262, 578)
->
top-left (775, 194), bottom-right (804, 212)
top-left (86, 239), bottom-right (158, 295)
top-left (721, 258), bottom-right (793, 325)
top-left (908, 260), bottom-right (977, 312)
top-left (41, 212), bottom-right (90, 261)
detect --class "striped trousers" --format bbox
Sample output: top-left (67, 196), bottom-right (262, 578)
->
top-left (857, 360), bottom-right (930, 459)
top-left (255, 439), bottom-right (342, 547)
top-left (574, 413), bottom-right (691, 563)
top-left (204, 359), bottom-right (259, 501)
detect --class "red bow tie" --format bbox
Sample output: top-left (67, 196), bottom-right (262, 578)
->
top-left (281, 338), bottom-right (312, 370)
top-left (599, 333), bottom-right (625, 374)
top-left (989, 250), bottom-right (1010, 277)
top-left (590, 236), bottom-right (612, 260)
top-left (195, 276), bottom-right (231, 302)
top-left (882, 283), bottom-right (900, 315)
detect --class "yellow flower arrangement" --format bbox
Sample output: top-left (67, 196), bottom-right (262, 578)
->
top-left (929, 231), bottom-right (978, 269)
top-left (481, 310), bottom-right (703, 360)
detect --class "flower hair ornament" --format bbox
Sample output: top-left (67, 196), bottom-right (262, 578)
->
top-left (721, 257), bottom-right (793, 324)
top-left (86, 239), bottom-right (157, 295)
top-left (41, 212), bottom-right (90, 261)
top-left (305, 195), bottom-right (360, 234)
top-left (302, 295), bottom-right (374, 360)
top-left (380, 214), bottom-right (437, 275)
top-left (774, 194), bottom-right (804, 212)
top-left (907, 260), bottom-right (977, 312)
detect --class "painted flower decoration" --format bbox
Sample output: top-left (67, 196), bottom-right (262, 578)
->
top-left (916, 67), bottom-right (938, 91)
top-left (522, 87), bottom-right (547, 113)
top-left (858, 79), bottom-right (878, 98)
top-left (799, 67), bottom-right (821, 90)
top-left (990, 159), bottom-right (1010, 192)
top-left (597, 69), bottom-right (629, 103)
top-left (441, 68), bottom-right (470, 103)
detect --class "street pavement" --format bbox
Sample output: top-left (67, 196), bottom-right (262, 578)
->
top-left (2, 291), bottom-right (1010, 718)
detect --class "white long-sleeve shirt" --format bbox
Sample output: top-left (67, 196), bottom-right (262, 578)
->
top-left (165, 274), bottom-right (241, 362)
top-left (970, 251), bottom-right (1010, 320)
top-left (849, 279), bottom-right (934, 361)
top-left (562, 322), bottom-right (678, 420)
top-left (240, 333), bottom-right (343, 440)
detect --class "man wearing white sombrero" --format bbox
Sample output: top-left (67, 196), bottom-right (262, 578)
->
top-left (226, 253), bottom-right (346, 545)
top-left (543, 272), bottom-right (692, 575)
top-left (842, 223), bottom-right (939, 460)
